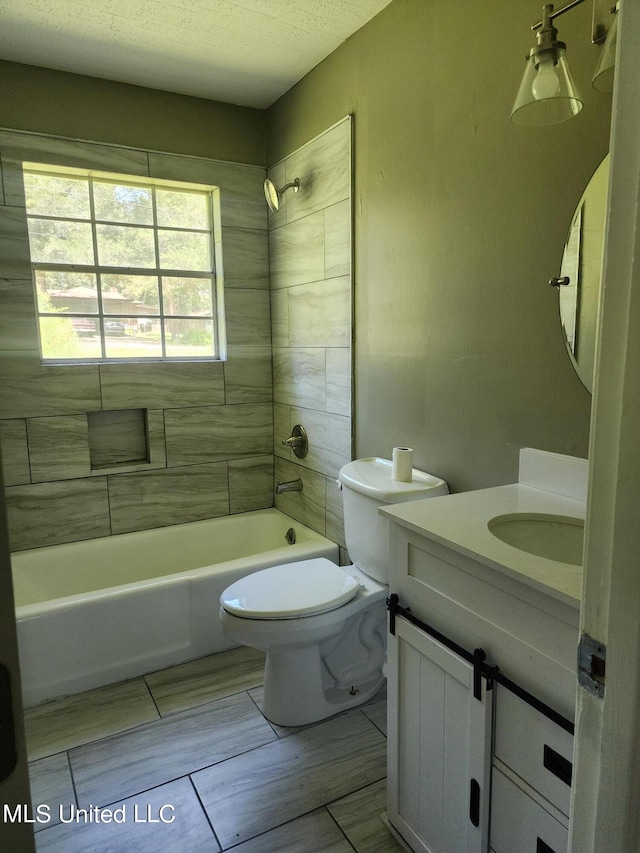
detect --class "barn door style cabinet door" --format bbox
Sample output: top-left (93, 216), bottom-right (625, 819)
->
top-left (387, 614), bottom-right (493, 853)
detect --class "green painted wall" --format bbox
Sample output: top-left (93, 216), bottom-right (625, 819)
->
top-left (267, 0), bottom-right (611, 491)
top-left (0, 60), bottom-right (266, 164)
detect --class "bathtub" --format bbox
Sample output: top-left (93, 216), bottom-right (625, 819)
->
top-left (11, 508), bottom-right (339, 707)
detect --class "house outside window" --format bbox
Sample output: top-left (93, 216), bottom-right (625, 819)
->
top-left (23, 163), bottom-right (225, 362)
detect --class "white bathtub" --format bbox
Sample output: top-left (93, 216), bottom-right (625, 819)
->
top-left (11, 509), bottom-right (339, 707)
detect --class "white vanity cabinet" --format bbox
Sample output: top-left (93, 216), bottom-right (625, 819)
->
top-left (381, 487), bottom-right (582, 853)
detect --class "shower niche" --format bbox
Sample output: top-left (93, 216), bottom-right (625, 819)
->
top-left (88, 408), bottom-right (150, 470)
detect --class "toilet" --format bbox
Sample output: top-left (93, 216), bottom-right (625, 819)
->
top-left (219, 457), bottom-right (448, 726)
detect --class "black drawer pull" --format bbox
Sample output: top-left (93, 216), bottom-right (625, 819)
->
top-left (469, 778), bottom-right (480, 827)
top-left (537, 838), bottom-right (557, 853)
top-left (543, 744), bottom-right (573, 787)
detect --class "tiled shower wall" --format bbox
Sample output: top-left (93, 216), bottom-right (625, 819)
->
top-left (0, 129), bottom-right (273, 551)
top-left (269, 118), bottom-right (353, 548)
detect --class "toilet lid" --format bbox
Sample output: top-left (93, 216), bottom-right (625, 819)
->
top-left (221, 558), bottom-right (361, 619)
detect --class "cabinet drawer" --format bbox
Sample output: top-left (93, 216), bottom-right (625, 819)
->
top-left (494, 687), bottom-right (573, 815)
top-left (491, 768), bottom-right (568, 853)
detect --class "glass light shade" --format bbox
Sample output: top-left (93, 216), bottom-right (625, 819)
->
top-left (511, 51), bottom-right (584, 126)
top-left (592, 9), bottom-right (618, 92)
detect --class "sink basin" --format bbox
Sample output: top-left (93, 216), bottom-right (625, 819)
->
top-left (487, 513), bottom-right (584, 566)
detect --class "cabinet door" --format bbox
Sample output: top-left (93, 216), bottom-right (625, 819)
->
top-left (387, 616), bottom-right (493, 853)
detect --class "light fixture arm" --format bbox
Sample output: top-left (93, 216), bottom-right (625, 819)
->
top-left (532, 0), bottom-right (586, 30)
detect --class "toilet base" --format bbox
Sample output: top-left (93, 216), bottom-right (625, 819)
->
top-left (262, 642), bottom-right (386, 727)
top-left (219, 570), bottom-right (388, 727)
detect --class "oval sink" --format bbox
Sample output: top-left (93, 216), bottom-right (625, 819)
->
top-left (487, 513), bottom-right (584, 566)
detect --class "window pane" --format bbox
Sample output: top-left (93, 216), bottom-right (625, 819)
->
top-left (27, 218), bottom-right (94, 265)
top-left (100, 274), bottom-right (160, 316)
top-left (35, 271), bottom-right (98, 313)
top-left (161, 276), bottom-right (213, 317)
top-left (93, 182), bottom-right (153, 225)
top-left (39, 316), bottom-right (101, 360)
top-left (104, 318), bottom-right (163, 359)
top-left (164, 318), bottom-right (214, 357)
top-left (25, 167), bottom-right (219, 363)
top-left (24, 173), bottom-right (90, 219)
top-left (96, 224), bottom-right (156, 268)
top-left (158, 230), bottom-right (210, 271)
top-left (156, 189), bottom-right (209, 230)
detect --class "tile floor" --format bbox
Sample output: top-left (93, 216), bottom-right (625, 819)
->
top-left (25, 646), bottom-right (404, 852)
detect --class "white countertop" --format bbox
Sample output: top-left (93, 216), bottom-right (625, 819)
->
top-left (380, 484), bottom-right (585, 608)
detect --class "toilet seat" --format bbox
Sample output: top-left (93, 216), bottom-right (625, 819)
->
top-left (220, 558), bottom-right (361, 620)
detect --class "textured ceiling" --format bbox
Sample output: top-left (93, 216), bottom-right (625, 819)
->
top-left (0, 0), bottom-right (393, 108)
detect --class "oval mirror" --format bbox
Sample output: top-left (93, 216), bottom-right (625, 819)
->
top-left (557, 154), bottom-right (609, 393)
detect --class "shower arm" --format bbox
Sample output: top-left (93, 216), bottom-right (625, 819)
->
top-left (280, 179), bottom-right (300, 193)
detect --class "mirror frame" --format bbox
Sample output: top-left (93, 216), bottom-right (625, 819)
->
top-left (557, 154), bottom-right (610, 394)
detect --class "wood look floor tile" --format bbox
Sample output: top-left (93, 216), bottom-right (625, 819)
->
top-left (146, 646), bottom-right (265, 716)
top-left (361, 689), bottom-right (388, 736)
top-left (28, 753), bottom-right (76, 831)
top-left (247, 685), bottom-right (309, 737)
top-left (248, 685), bottom-right (385, 739)
top-left (34, 777), bottom-right (218, 853)
top-left (70, 691), bottom-right (277, 807)
top-left (328, 779), bottom-right (405, 853)
top-left (229, 809), bottom-right (353, 853)
top-left (192, 710), bottom-right (386, 848)
top-left (24, 678), bottom-right (159, 761)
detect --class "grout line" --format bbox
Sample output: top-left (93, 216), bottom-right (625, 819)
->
top-left (23, 416), bottom-right (34, 485)
top-left (324, 773), bottom-right (388, 811)
top-left (148, 680), bottom-right (267, 720)
top-left (75, 772), bottom-right (204, 813)
top-left (142, 675), bottom-right (162, 720)
top-left (65, 750), bottom-right (80, 812)
top-left (362, 711), bottom-right (387, 739)
top-left (246, 688), bottom-right (282, 739)
top-left (187, 774), bottom-right (222, 849)
top-left (324, 805), bottom-right (359, 852)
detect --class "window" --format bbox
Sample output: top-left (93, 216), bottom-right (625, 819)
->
top-left (23, 163), bottom-right (225, 362)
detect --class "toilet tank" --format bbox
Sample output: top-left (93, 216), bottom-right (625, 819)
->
top-left (338, 457), bottom-right (448, 583)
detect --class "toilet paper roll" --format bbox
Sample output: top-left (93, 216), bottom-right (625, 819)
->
top-left (392, 447), bottom-right (413, 482)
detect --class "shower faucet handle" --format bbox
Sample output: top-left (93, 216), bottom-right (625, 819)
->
top-left (282, 436), bottom-right (303, 447)
top-left (281, 424), bottom-right (308, 458)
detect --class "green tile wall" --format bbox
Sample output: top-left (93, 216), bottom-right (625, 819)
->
top-left (269, 118), bottom-right (353, 547)
top-left (0, 129), bottom-right (273, 550)
top-left (0, 120), bottom-right (352, 552)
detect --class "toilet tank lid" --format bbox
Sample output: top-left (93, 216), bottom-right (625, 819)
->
top-left (338, 457), bottom-right (448, 502)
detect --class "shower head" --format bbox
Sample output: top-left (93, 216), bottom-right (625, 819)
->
top-left (263, 177), bottom-right (300, 212)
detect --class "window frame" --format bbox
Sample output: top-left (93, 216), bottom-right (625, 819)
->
top-left (23, 162), bottom-right (226, 365)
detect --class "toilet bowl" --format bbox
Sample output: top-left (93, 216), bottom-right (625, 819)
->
top-left (219, 457), bottom-right (448, 727)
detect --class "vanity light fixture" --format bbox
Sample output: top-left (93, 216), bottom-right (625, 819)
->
top-left (511, 3), bottom-right (584, 126)
top-left (510, 0), bottom-right (620, 126)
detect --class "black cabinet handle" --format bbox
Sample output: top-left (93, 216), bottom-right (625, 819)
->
top-left (469, 778), bottom-right (480, 827)
top-left (543, 744), bottom-right (573, 787)
top-left (537, 838), bottom-right (557, 853)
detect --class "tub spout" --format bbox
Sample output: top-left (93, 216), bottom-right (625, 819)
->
top-left (275, 479), bottom-right (303, 494)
